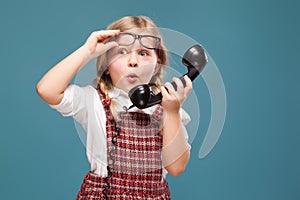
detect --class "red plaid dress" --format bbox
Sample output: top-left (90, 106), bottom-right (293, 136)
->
top-left (76, 90), bottom-right (171, 199)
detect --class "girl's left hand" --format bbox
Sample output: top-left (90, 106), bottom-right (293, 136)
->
top-left (160, 75), bottom-right (192, 114)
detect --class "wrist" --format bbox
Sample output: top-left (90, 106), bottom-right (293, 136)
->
top-left (162, 110), bottom-right (181, 133)
top-left (79, 45), bottom-right (95, 61)
top-left (164, 109), bottom-right (180, 118)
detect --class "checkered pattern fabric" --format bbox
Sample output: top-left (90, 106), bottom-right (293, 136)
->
top-left (76, 90), bottom-right (171, 199)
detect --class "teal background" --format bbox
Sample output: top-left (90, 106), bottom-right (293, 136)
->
top-left (1, 0), bottom-right (299, 199)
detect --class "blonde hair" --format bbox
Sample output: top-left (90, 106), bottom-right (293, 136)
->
top-left (95, 16), bottom-right (168, 120)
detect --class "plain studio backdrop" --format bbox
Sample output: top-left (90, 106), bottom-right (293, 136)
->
top-left (0, 0), bottom-right (299, 199)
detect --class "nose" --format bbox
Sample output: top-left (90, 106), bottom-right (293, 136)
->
top-left (127, 52), bottom-right (138, 68)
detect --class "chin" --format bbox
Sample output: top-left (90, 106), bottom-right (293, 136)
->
top-left (116, 81), bottom-right (144, 93)
top-left (116, 85), bottom-right (133, 93)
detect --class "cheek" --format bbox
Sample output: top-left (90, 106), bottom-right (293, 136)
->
top-left (139, 63), bottom-right (157, 82)
top-left (141, 58), bottom-right (157, 72)
top-left (108, 60), bottom-right (126, 84)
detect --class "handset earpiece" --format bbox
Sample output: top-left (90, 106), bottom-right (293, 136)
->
top-left (127, 44), bottom-right (208, 110)
top-left (171, 44), bottom-right (208, 90)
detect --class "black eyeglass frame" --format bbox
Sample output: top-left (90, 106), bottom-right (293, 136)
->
top-left (112, 32), bottom-right (161, 50)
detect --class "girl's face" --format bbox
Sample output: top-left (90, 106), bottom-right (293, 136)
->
top-left (106, 31), bottom-right (160, 93)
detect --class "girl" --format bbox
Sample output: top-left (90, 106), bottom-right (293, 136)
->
top-left (37, 16), bottom-right (192, 199)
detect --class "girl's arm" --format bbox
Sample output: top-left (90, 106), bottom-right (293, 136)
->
top-left (36, 30), bottom-right (119, 105)
top-left (161, 75), bottom-right (192, 176)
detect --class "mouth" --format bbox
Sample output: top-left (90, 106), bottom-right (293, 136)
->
top-left (127, 73), bottom-right (138, 78)
top-left (126, 73), bottom-right (139, 83)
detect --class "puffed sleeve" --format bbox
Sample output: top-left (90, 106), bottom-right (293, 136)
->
top-left (49, 84), bottom-right (88, 128)
top-left (179, 108), bottom-right (191, 148)
top-left (179, 108), bottom-right (191, 125)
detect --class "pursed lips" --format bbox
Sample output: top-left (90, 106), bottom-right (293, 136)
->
top-left (126, 73), bottom-right (138, 78)
top-left (126, 73), bottom-right (139, 83)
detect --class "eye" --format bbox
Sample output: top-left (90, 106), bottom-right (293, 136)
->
top-left (139, 50), bottom-right (150, 56)
top-left (118, 49), bottom-right (128, 55)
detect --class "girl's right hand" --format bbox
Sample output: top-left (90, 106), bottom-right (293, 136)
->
top-left (36, 30), bottom-right (120, 105)
top-left (82, 30), bottom-right (120, 59)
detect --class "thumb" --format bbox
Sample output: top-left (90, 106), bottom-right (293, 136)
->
top-left (95, 41), bottom-right (118, 56)
top-left (102, 41), bottom-right (119, 51)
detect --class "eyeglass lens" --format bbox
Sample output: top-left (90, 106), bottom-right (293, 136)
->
top-left (115, 33), bottom-right (159, 49)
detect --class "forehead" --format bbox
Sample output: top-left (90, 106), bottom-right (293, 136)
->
top-left (123, 27), bottom-right (157, 36)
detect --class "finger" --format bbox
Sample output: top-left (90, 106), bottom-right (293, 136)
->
top-left (183, 75), bottom-right (193, 95)
top-left (164, 82), bottom-right (175, 94)
top-left (161, 85), bottom-right (171, 98)
top-left (93, 29), bottom-right (120, 36)
top-left (172, 77), bottom-right (184, 91)
top-left (102, 41), bottom-right (119, 51)
top-left (92, 30), bottom-right (120, 42)
top-left (183, 75), bottom-right (192, 89)
top-left (95, 41), bottom-right (119, 56)
top-left (160, 86), bottom-right (168, 97)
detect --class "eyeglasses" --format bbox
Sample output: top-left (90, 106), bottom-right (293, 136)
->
top-left (112, 32), bottom-right (161, 50)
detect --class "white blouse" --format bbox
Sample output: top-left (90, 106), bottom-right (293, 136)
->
top-left (50, 84), bottom-right (191, 178)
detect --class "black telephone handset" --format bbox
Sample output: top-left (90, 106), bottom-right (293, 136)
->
top-left (127, 44), bottom-right (208, 110)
